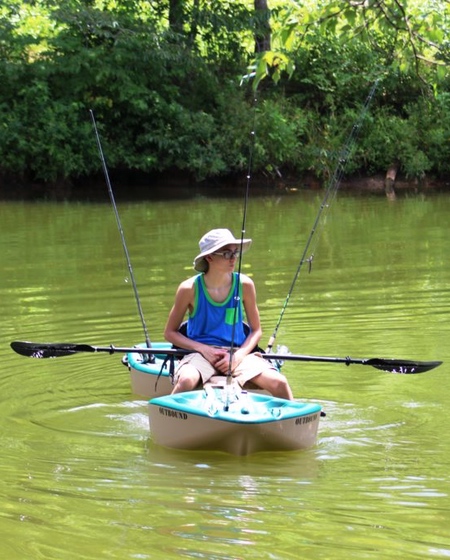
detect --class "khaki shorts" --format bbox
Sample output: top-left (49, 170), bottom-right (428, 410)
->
top-left (173, 352), bottom-right (277, 387)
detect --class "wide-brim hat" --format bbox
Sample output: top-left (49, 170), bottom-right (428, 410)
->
top-left (193, 228), bottom-right (252, 272)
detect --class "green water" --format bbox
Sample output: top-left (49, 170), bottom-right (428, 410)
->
top-left (1, 193), bottom-right (449, 559)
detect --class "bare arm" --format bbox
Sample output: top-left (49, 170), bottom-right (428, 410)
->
top-left (163, 278), bottom-right (198, 351)
top-left (238, 274), bottom-right (263, 355)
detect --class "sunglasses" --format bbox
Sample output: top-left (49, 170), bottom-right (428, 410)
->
top-left (212, 249), bottom-right (241, 260)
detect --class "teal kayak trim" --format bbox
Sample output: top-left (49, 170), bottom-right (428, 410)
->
top-left (126, 342), bottom-right (174, 378)
top-left (150, 390), bottom-right (322, 425)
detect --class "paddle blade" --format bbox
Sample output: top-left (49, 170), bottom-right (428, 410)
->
top-left (365, 358), bottom-right (443, 374)
top-left (10, 341), bottom-right (93, 359)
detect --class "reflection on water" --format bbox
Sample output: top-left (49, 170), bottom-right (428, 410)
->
top-left (0, 194), bottom-right (449, 559)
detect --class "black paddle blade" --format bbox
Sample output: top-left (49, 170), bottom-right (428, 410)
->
top-left (365, 358), bottom-right (443, 374)
top-left (10, 341), bottom-right (94, 359)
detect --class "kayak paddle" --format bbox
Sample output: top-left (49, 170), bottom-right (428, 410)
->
top-left (10, 340), bottom-right (442, 374)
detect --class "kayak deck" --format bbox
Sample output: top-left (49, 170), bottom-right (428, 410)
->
top-left (148, 389), bottom-right (322, 455)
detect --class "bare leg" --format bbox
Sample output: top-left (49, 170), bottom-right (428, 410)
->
top-left (171, 363), bottom-right (202, 394)
top-left (251, 370), bottom-right (294, 400)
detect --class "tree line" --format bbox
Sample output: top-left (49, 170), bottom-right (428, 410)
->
top-left (0, 0), bottom-right (448, 198)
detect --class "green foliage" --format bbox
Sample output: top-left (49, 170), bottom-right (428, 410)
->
top-left (0, 1), bottom-right (251, 185)
top-left (0, 0), bottom-right (449, 195)
top-left (0, 63), bottom-right (93, 182)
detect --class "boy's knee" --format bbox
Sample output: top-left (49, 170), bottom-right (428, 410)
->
top-left (174, 365), bottom-right (201, 391)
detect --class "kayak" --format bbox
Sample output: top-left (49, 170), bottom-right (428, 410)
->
top-left (125, 342), bottom-right (274, 399)
top-left (126, 343), bottom-right (322, 455)
top-left (148, 388), bottom-right (322, 455)
top-left (125, 343), bottom-right (175, 398)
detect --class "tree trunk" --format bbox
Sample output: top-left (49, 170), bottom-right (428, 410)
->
top-left (384, 163), bottom-right (398, 200)
top-left (254, 0), bottom-right (271, 53)
top-left (169, 0), bottom-right (185, 34)
top-left (188, 0), bottom-right (200, 46)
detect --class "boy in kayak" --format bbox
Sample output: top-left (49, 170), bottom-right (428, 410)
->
top-left (164, 228), bottom-right (294, 400)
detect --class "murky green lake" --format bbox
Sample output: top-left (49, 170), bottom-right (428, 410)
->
top-left (1, 192), bottom-right (449, 559)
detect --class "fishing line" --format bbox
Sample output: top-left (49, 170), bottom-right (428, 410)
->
top-left (266, 80), bottom-right (379, 353)
top-left (224, 92), bottom-right (258, 410)
top-left (89, 110), bottom-right (153, 353)
top-left (231, 94), bottom-right (258, 342)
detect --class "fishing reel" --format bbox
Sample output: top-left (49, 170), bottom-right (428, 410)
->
top-left (273, 344), bottom-right (291, 370)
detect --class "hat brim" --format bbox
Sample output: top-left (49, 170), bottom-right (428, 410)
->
top-left (193, 238), bottom-right (252, 272)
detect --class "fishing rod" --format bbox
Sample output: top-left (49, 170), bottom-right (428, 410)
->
top-left (266, 80), bottom-right (379, 353)
top-left (230, 95), bottom-right (257, 348)
top-left (90, 110), bottom-right (153, 353)
top-left (224, 94), bottom-right (258, 410)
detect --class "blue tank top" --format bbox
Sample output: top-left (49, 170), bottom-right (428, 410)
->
top-left (187, 273), bottom-right (246, 347)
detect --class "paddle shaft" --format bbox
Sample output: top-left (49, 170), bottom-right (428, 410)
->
top-left (71, 345), bottom-right (431, 368)
top-left (75, 345), bottom-right (366, 364)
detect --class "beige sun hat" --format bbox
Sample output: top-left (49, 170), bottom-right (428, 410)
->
top-left (193, 228), bottom-right (252, 272)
